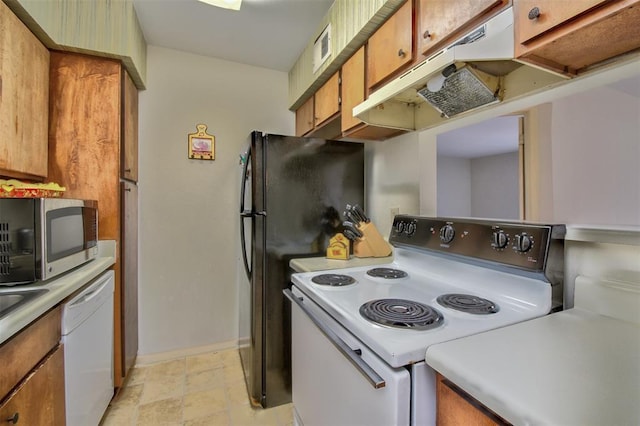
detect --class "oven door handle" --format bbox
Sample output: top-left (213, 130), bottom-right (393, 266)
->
top-left (284, 289), bottom-right (386, 389)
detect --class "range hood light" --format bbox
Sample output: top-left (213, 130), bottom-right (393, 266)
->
top-left (426, 64), bottom-right (458, 92)
top-left (426, 74), bottom-right (446, 92)
top-left (198, 0), bottom-right (242, 11)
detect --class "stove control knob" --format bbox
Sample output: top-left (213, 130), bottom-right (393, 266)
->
top-left (514, 233), bottom-right (533, 253)
top-left (395, 221), bottom-right (405, 233)
top-left (491, 230), bottom-right (509, 249)
top-left (439, 224), bottom-right (455, 244)
top-left (406, 221), bottom-right (417, 236)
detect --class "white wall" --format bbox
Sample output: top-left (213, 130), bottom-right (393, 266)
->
top-left (366, 132), bottom-right (421, 238)
top-left (471, 152), bottom-right (519, 219)
top-left (437, 156), bottom-right (471, 217)
top-left (420, 77), bottom-right (640, 226)
top-left (550, 85), bottom-right (640, 225)
top-left (436, 153), bottom-right (519, 219)
top-left (137, 46), bottom-right (293, 356)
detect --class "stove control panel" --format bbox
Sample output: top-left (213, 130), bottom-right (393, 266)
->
top-left (390, 216), bottom-right (566, 272)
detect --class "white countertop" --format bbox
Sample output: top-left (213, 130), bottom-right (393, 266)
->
top-left (426, 308), bottom-right (640, 426)
top-left (289, 254), bottom-right (394, 273)
top-left (0, 240), bottom-right (116, 345)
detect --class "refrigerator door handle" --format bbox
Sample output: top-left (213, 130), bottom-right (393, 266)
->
top-left (240, 215), bottom-right (252, 281)
top-left (240, 144), bottom-right (253, 281)
top-left (240, 145), bottom-right (251, 214)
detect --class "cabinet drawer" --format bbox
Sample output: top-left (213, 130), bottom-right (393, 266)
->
top-left (0, 306), bottom-right (61, 398)
top-left (515, 0), bottom-right (604, 44)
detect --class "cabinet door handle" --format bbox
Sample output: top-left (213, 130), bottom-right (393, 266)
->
top-left (397, 48), bottom-right (406, 57)
top-left (528, 6), bottom-right (541, 20)
top-left (6, 412), bottom-right (19, 424)
top-left (124, 168), bottom-right (132, 173)
top-left (423, 30), bottom-right (431, 39)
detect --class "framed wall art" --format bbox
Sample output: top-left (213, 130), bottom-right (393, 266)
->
top-left (188, 124), bottom-right (215, 160)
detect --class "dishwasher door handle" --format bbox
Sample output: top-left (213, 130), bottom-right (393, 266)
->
top-left (284, 288), bottom-right (386, 389)
top-left (70, 275), bottom-right (110, 307)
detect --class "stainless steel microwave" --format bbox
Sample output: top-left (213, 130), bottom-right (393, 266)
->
top-left (0, 198), bottom-right (98, 285)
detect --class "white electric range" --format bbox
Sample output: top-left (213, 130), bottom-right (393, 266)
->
top-left (286, 215), bottom-right (565, 426)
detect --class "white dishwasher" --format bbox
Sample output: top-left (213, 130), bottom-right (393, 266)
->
top-left (62, 270), bottom-right (115, 426)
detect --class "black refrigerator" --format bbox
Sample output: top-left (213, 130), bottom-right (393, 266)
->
top-left (238, 131), bottom-right (364, 408)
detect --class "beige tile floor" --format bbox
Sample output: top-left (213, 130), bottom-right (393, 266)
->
top-left (101, 348), bottom-right (293, 426)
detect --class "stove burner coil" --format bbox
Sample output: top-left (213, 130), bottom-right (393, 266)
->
top-left (437, 293), bottom-right (499, 314)
top-left (311, 274), bottom-right (356, 287)
top-left (366, 268), bottom-right (408, 279)
top-left (359, 299), bottom-right (443, 330)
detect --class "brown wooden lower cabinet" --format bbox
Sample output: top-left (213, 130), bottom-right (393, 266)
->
top-left (436, 373), bottom-right (510, 426)
top-left (0, 346), bottom-right (66, 425)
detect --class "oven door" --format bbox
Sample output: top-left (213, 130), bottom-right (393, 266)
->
top-left (286, 286), bottom-right (410, 426)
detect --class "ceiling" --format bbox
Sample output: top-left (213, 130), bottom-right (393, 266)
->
top-left (132, 0), bottom-right (334, 72)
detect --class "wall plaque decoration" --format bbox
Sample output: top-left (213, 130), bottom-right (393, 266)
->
top-left (188, 124), bottom-right (215, 160)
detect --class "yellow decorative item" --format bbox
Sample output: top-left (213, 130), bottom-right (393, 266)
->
top-left (353, 222), bottom-right (392, 258)
top-left (188, 124), bottom-right (215, 160)
top-left (0, 179), bottom-right (66, 198)
top-left (326, 233), bottom-right (350, 260)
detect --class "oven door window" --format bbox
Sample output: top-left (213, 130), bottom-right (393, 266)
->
top-left (46, 207), bottom-right (96, 262)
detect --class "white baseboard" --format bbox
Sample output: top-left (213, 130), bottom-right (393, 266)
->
top-left (135, 339), bottom-right (239, 366)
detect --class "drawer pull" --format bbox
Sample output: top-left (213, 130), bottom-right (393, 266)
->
top-left (423, 30), bottom-right (431, 39)
top-left (398, 48), bottom-right (406, 57)
top-left (528, 7), bottom-right (541, 20)
top-left (6, 413), bottom-right (19, 424)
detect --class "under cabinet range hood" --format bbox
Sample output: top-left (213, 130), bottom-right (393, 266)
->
top-left (353, 7), bottom-right (567, 131)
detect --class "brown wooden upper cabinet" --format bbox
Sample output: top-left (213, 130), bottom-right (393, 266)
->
top-left (341, 46), bottom-right (405, 141)
top-left (514, 0), bottom-right (640, 74)
top-left (341, 47), bottom-right (366, 133)
top-left (314, 71), bottom-right (341, 128)
top-left (295, 71), bottom-right (340, 137)
top-left (367, 0), bottom-right (414, 90)
top-left (295, 96), bottom-right (314, 136)
top-left (0, 1), bottom-right (49, 180)
top-left (515, 0), bottom-right (603, 44)
top-left (417, 0), bottom-right (507, 58)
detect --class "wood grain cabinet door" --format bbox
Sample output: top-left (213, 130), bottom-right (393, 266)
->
top-left (436, 374), bottom-right (506, 426)
top-left (514, 0), bottom-right (640, 74)
top-left (417, 0), bottom-right (505, 57)
top-left (0, 1), bottom-right (49, 179)
top-left (0, 346), bottom-right (66, 426)
top-left (341, 47), bottom-right (365, 133)
top-left (367, 0), bottom-right (414, 90)
top-left (122, 70), bottom-right (139, 182)
top-left (515, 0), bottom-right (605, 44)
top-left (314, 71), bottom-right (341, 128)
top-left (295, 96), bottom-right (314, 136)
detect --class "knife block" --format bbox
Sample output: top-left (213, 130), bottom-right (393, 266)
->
top-left (354, 222), bottom-right (392, 258)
